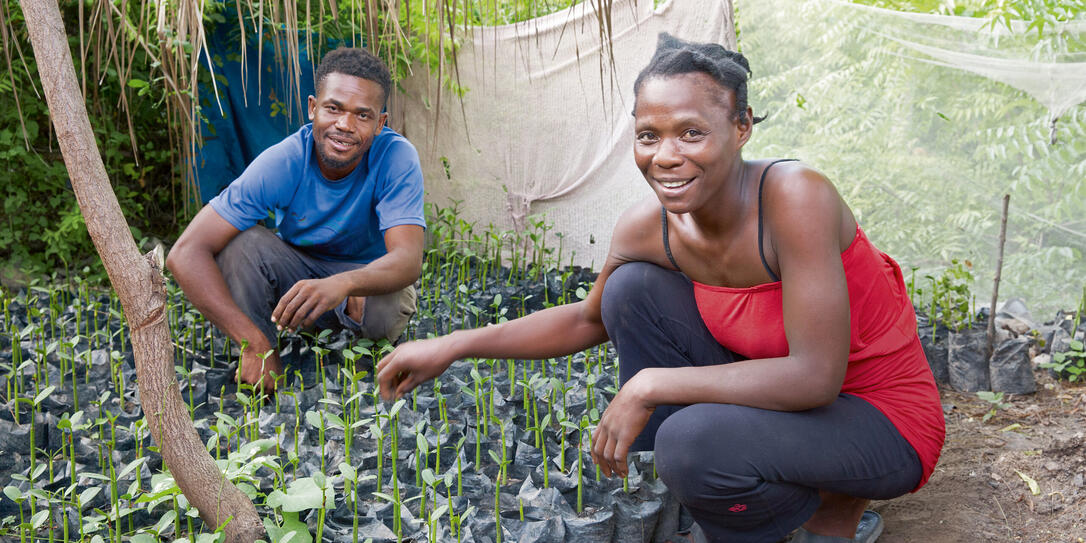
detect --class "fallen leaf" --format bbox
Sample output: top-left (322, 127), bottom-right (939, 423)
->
top-left (1015, 469), bottom-right (1041, 496)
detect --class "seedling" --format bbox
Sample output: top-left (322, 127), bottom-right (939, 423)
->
top-left (977, 391), bottom-right (1011, 422)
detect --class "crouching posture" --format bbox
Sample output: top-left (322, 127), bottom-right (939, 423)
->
top-left (375, 34), bottom-right (944, 543)
top-left (167, 47), bottom-right (425, 392)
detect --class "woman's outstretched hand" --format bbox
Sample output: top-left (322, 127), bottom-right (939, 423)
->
top-left (591, 372), bottom-right (656, 478)
top-left (376, 336), bottom-right (459, 401)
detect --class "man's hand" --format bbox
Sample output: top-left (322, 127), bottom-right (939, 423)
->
top-left (236, 344), bottom-right (282, 394)
top-left (376, 337), bottom-right (459, 401)
top-left (591, 371), bottom-right (656, 478)
top-left (272, 276), bottom-right (350, 332)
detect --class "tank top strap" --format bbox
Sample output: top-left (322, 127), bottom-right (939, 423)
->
top-left (661, 206), bottom-right (680, 270)
top-left (757, 159), bottom-right (799, 283)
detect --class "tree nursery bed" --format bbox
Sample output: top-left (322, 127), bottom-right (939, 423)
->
top-left (0, 259), bottom-right (1083, 542)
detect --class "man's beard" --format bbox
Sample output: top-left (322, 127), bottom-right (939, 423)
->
top-left (316, 130), bottom-right (366, 172)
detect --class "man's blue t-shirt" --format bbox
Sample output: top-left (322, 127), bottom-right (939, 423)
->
top-left (209, 124), bottom-right (425, 264)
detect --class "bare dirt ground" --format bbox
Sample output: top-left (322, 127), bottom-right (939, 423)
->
top-left (872, 372), bottom-right (1086, 543)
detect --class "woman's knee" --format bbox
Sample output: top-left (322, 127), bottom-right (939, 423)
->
top-left (655, 404), bottom-right (760, 502)
top-left (600, 262), bottom-right (686, 332)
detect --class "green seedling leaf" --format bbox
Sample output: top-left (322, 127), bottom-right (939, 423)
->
top-left (153, 510), bottom-right (177, 536)
top-left (30, 509), bottom-right (50, 529)
top-left (281, 512), bottom-right (312, 541)
top-left (417, 432), bottom-right (430, 453)
top-left (237, 482), bottom-right (259, 500)
top-left (339, 462), bottom-right (357, 482)
top-left (3, 486), bottom-right (23, 502)
top-left (432, 503), bottom-right (450, 519)
top-left (130, 533), bottom-right (157, 543)
top-left (238, 438), bottom-right (276, 458)
top-left (325, 412), bottom-right (346, 429)
top-left (266, 477), bottom-right (334, 512)
top-left (305, 410), bottom-right (324, 429)
top-left (1015, 469), bottom-right (1041, 495)
top-left (421, 469), bottom-right (438, 486)
top-left (79, 486), bottom-right (102, 508)
top-left (213, 412), bottom-right (238, 428)
top-left (390, 398), bottom-right (407, 417)
top-left (117, 457), bottom-right (148, 480)
top-left (33, 385), bottom-right (56, 405)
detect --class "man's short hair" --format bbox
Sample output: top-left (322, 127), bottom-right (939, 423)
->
top-left (315, 47), bottom-right (392, 107)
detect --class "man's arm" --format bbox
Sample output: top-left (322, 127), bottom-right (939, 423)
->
top-left (271, 224), bottom-right (424, 331)
top-left (165, 206), bottom-right (275, 353)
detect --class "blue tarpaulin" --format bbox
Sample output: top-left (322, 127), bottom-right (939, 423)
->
top-left (193, 24), bottom-right (326, 203)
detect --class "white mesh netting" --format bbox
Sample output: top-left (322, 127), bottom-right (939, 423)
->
top-left (741, 0), bottom-right (1085, 315)
top-left (403, 0), bottom-right (1086, 314)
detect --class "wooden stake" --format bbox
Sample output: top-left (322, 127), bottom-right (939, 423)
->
top-left (987, 194), bottom-right (1011, 358)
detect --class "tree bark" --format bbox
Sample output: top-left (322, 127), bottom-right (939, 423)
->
top-left (19, 1), bottom-right (264, 541)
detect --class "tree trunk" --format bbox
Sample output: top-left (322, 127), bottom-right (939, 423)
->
top-left (19, 1), bottom-right (264, 541)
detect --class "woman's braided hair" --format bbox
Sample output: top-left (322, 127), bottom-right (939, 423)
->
top-left (633, 33), bottom-right (765, 124)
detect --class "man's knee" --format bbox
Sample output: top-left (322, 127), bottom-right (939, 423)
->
top-left (216, 226), bottom-right (282, 282)
top-left (360, 285), bottom-right (417, 342)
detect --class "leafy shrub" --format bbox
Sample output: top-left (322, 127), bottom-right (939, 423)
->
top-left (0, 0), bottom-right (178, 280)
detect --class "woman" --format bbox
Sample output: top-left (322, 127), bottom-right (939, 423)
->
top-left (377, 34), bottom-right (945, 543)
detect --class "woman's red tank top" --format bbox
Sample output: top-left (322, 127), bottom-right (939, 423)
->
top-left (692, 224), bottom-right (945, 489)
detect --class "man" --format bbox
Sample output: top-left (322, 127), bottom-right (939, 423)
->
top-left (167, 47), bottom-right (425, 392)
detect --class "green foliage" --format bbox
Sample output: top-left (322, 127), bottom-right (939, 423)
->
top-left (0, 0), bottom-right (179, 280)
top-left (1042, 339), bottom-right (1086, 381)
top-left (910, 260), bottom-right (976, 331)
top-left (1039, 286), bottom-right (1086, 381)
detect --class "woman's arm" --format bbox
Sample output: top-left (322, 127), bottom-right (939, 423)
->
top-left (376, 199), bottom-right (670, 401)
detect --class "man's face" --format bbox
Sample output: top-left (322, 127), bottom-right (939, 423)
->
top-left (307, 72), bottom-right (389, 180)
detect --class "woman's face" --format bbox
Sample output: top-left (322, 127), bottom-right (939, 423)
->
top-left (633, 72), bottom-right (751, 214)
